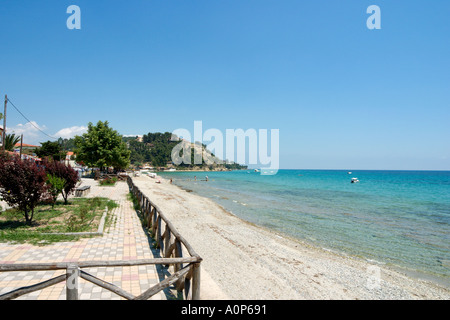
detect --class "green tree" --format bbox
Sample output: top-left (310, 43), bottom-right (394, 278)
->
top-left (58, 137), bottom-right (76, 151)
top-left (3, 133), bottom-right (21, 151)
top-left (35, 140), bottom-right (64, 160)
top-left (74, 121), bottom-right (130, 171)
top-left (46, 174), bottom-right (66, 208)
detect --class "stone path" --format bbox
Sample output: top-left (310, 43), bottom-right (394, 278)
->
top-left (0, 179), bottom-right (167, 300)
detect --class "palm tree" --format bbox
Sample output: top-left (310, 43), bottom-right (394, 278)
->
top-left (4, 133), bottom-right (21, 151)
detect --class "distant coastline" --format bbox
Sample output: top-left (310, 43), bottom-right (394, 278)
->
top-left (155, 168), bottom-right (248, 172)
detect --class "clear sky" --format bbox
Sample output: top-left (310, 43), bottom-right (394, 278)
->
top-left (0, 0), bottom-right (449, 170)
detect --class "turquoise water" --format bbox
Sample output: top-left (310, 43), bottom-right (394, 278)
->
top-left (159, 170), bottom-right (450, 281)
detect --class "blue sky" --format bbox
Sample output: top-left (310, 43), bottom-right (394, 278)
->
top-left (0, 0), bottom-right (449, 170)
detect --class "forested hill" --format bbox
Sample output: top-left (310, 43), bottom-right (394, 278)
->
top-left (123, 132), bottom-right (247, 170)
top-left (57, 132), bottom-right (247, 170)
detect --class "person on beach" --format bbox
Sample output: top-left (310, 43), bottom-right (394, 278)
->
top-left (170, 178), bottom-right (172, 184)
top-left (205, 175), bottom-right (209, 181)
top-left (194, 176), bottom-right (197, 181)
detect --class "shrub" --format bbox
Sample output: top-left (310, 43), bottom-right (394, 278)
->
top-left (46, 174), bottom-right (66, 208)
top-left (0, 153), bottom-right (49, 224)
top-left (99, 176), bottom-right (118, 186)
top-left (42, 159), bottom-right (79, 204)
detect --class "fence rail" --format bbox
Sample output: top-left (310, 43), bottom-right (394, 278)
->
top-left (0, 176), bottom-right (202, 300)
top-left (127, 176), bottom-right (202, 298)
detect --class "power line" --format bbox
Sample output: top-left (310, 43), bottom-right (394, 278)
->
top-left (6, 97), bottom-right (58, 140)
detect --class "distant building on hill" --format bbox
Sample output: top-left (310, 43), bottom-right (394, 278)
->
top-left (65, 151), bottom-right (77, 167)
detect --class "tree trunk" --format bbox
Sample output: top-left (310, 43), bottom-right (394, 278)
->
top-left (24, 210), bottom-right (30, 224)
top-left (24, 209), bottom-right (33, 225)
top-left (62, 191), bottom-right (69, 205)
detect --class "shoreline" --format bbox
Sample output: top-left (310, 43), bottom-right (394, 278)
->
top-left (132, 174), bottom-right (450, 299)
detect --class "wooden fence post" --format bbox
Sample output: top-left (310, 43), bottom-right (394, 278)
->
top-left (191, 263), bottom-right (201, 300)
top-left (148, 205), bottom-right (153, 228)
top-left (157, 215), bottom-right (163, 251)
top-left (66, 264), bottom-right (79, 300)
top-left (152, 207), bottom-right (157, 229)
top-left (164, 226), bottom-right (171, 258)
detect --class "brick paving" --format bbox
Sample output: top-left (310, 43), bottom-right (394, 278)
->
top-left (0, 179), bottom-right (167, 300)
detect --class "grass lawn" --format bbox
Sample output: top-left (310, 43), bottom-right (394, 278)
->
top-left (0, 197), bottom-right (118, 245)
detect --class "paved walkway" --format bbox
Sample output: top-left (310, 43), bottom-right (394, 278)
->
top-left (0, 179), bottom-right (166, 300)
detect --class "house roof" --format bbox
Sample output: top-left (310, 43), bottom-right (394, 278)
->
top-left (2, 150), bottom-right (41, 161)
top-left (14, 143), bottom-right (39, 148)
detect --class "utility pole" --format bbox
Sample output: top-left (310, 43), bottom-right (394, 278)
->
top-left (19, 134), bottom-right (23, 157)
top-left (2, 95), bottom-right (6, 151)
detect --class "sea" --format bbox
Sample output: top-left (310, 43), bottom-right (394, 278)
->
top-left (158, 169), bottom-right (450, 284)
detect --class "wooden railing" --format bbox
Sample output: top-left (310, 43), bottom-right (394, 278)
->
top-left (0, 176), bottom-right (202, 300)
top-left (127, 176), bottom-right (202, 298)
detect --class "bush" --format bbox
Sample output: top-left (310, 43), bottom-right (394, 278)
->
top-left (42, 159), bottom-right (79, 204)
top-left (46, 174), bottom-right (66, 208)
top-left (0, 153), bottom-right (49, 224)
top-left (99, 176), bottom-right (118, 186)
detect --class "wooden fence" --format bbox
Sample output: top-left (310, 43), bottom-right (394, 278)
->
top-left (127, 176), bottom-right (203, 298)
top-left (0, 176), bottom-right (202, 300)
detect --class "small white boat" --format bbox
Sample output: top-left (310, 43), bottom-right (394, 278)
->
top-left (348, 171), bottom-right (352, 174)
top-left (254, 169), bottom-right (260, 172)
top-left (351, 177), bottom-right (359, 183)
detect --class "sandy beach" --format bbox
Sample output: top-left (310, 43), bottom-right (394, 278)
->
top-left (131, 175), bottom-right (450, 300)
